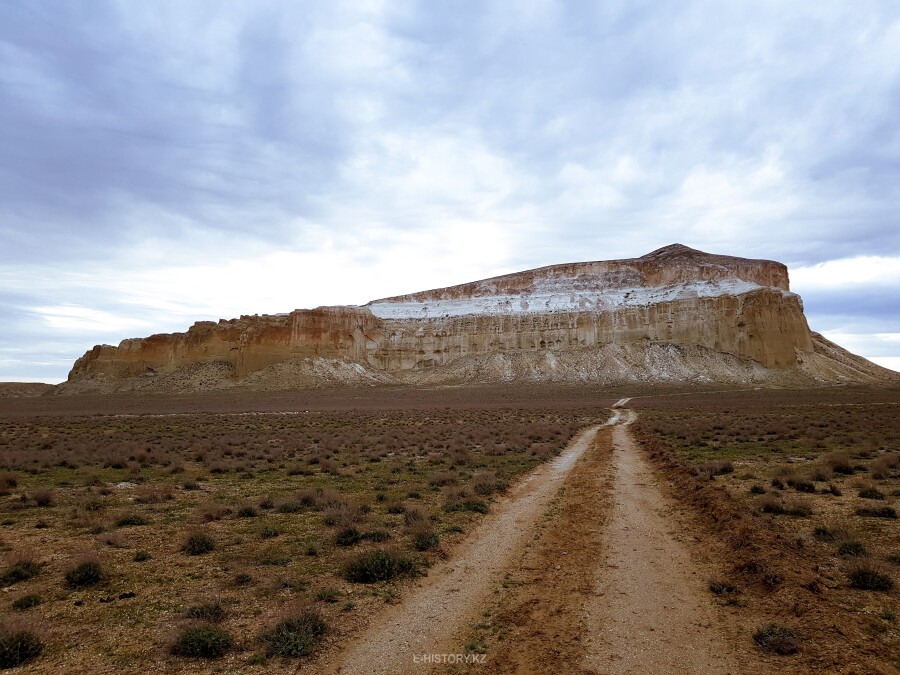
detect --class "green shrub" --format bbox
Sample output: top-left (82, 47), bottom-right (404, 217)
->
top-left (316, 588), bottom-right (339, 603)
top-left (260, 609), bottom-right (327, 657)
top-left (1, 559), bottom-right (40, 586)
top-left (237, 505), bottom-right (258, 518)
top-left (858, 486), bottom-right (885, 500)
top-left (813, 526), bottom-right (837, 542)
top-left (335, 527), bottom-right (362, 547)
top-left (410, 522), bottom-right (440, 551)
top-left (170, 625), bottom-right (232, 658)
top-left (116, 514), bottom-right (148, 527)
top-left (344, 549), bottom-right (417, 583)
top-left (848, 561), bottom-right (894, 591)
top-left (856, 506), bottom-right (897, 519)
top-left (65, 559), bottom-right (104, 588)
top-left (11, 595), bottom-right (40, 611)
top-left (0, 626), bottom-right (44, 667)
top-left (752, 623), bottom-right (799, 655)
top-left (260, 526), bottom-right (280, 539)
top-left (838, 541), bottom-right (866, 557)
top-left (182, 533), bottom-right (215, 555)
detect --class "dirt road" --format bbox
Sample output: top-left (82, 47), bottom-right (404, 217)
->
top-left (325, 419), bottom-right (614, 674)
top-left (581, 409), bottom-right (740, 673)
top-left (326, 405), bottom-right (751, 674)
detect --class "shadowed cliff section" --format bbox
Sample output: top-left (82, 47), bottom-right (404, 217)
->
top-left (61, 245), bottom-right (898, 393)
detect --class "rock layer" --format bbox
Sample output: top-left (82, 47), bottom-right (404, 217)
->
top-left (65, 244), bottom-right (895, 389)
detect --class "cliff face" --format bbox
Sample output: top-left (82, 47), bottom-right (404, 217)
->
top-left (65, 244), bottom-right (890, 388)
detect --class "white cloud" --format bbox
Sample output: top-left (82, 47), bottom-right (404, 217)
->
top-left (791, 256), bottom-right (900, 290)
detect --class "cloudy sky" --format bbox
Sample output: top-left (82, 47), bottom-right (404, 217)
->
top-left (2, 1), bottom-right (899, 382)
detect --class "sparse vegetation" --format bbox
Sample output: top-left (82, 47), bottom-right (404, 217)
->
top-left (182, 533), bottom-right (216, 555)
top-left (260, 607), bottom-right (327, 657)
top-left (847, 560), bottom-right (894, 591)
top-left (0, 623), bottom-right (43, 667)
top-left (64, 557), bottom-right (104, 588)
top-left (344, 549), bottom-right (418, 583)
top-left (753, 623), bottom-right (799, 655)
top-left (170, 625), bottom-right (232, 658)
top-left (11, 594), bottom-right (40, 611)
top-left (185, 599), bottom-right (226, 623)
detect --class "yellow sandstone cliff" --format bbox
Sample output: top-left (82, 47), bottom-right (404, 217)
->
top-left (65, 244), bottom-right (895, 389)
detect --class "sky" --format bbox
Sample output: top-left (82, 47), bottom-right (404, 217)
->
top-left (1, 1), bottom-right (899, 383)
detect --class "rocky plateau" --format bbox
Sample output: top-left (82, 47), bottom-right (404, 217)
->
top-left (61, 244), bottom-right (897, 392)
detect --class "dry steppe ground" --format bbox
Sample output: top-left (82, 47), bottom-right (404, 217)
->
top-left (0, 384), bottom-right (897, 673)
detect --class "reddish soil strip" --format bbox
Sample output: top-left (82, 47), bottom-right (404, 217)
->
top-left (323, 422), bottom-right (610, 674)
top-left (581, 410), bottom-right (742, 673)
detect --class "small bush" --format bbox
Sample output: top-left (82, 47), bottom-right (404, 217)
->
top-left (260, 526), bottom-right (280, 539)
top-left (856, 506), bottom-right (897, 519)
top-left (825, 452), bottom-right (854, 475)
top-left (758, 495), bottom-right (785, 514)
top-left (858, 485), bottom-right (885, 500)
top-left (65, 557), bottom-right (104, 588)
top-left (116, 514), bottom-right (148, 527)
top-left (0, 472), bottom-right (17, 491)
top-left (186, 600), bottom-right (226, 623)
top-left (813, 526), bottom-right (838, 542)
top-left (403, 506), bottom-right (427, 526)
top-left (837, 541), bottom-right (866, 557)
top-left (428, 472), bottom-right (456, 487)
top-left (316, 588), bottom-right (339, 603)
top-left (170, 625), bottom-right (232, 658)
top-left (1, 554), bottom-right (40, 586)
top-left (871, 452), bottom-right (899, 479)
top-left (12, 595), bottom-right (40, 611)
top-left (787, 477), bottom-right (815, 493)
top-left (472, 471), bottom-right (501, 495)
top-left (749, 484), bottom-right (766, 495)
top-left (183, 533), bottom-right (216, 555)
top-left (335, 527), bottom-right (362, 547)
top-left (260, 608), bottom-right (327, 657)
top-left (31, 489), bottom-right (53, 507)
top-left (709, 579), bottom-right (740, 595)
top-left (699, 461), bottom-right (734, 478)
top-left (0, 624), bottom-right (44, 667)
top-left (753, 623), bottom-right (799, 655)
top-left (237, 505), bottom-right (258, 518)
top-left (344, 549), bottom-right (417, 583)
top-left (847, 560), bottom-right (894, 591)
top-left (364, 529), bottom-right (390, 543)
top-left (783, 499), bottom-right (812, 517)
top-left (133, 550), bottom-right (151, 562)
top-left (410, 521), bottom-right (440, 551)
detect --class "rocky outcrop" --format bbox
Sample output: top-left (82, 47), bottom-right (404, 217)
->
top-left (64, 244), bottom-right (896, 390)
